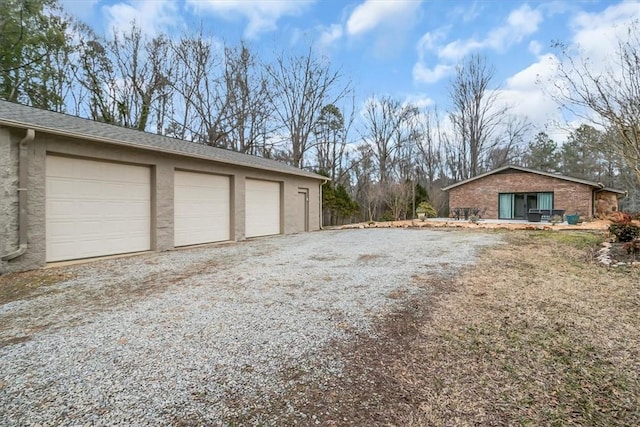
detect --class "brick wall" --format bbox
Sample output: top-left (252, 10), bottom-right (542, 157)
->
top-left (448, 171), bottom-right (594, 219)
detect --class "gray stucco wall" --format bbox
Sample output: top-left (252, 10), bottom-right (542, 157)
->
top-left (1, 128), bottom-right (323, 273)
top-left (0, 128), bottom-right (19, 273)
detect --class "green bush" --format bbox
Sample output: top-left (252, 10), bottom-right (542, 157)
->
top-left (416, 201), bottom-right (437, 218)
top-left (609, 223), bottom-right (640, 242)
top-left (380, 211), bottom-right (394, 222)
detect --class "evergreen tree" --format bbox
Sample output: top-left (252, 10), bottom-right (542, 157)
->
top-left (523, 132), bottom-right (559, 172)
top-left (560, 125), bottom-right (603, 180)
top-left (322, 180), bottom-right (359, 225)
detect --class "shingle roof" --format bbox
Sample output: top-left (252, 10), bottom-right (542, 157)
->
top-left (441, 165), bottom-right (626, 195)
top-left (0, 100), bottom-right (326, 181)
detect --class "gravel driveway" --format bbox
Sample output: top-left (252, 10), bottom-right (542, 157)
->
top-left (0, 228), bottom-right (500, 425)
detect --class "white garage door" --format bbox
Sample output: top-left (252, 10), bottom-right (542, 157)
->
top-left (46, 156), bottom-right (151, 262)
top-left (174, 171), bottom-right (230, 246)
top-left (245, 179), bottom-right (281, 238)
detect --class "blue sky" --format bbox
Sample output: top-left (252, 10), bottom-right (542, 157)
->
top-left (59, 0), bottom-right (640, 142)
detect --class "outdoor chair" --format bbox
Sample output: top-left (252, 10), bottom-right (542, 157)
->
top-left (527, 210), bottom-right (542, 222)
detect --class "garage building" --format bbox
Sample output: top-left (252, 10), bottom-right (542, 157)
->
top-left (0, 100), bottom-right (325, 273)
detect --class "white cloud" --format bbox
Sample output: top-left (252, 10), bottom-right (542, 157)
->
top-left (482, 2), bottom-right (640, 144)
top-left (413, 4), bottom-right (543, 85)
top-left (346, 0), bottom-right (422, 36)
top-left (404, 94), bottom-right (434, 109)
top-left (103, 0), bottom-right (179, 36)
top-left (318, 24), bottom-right (343, 47)
top-left (413, 30), bottom-right (454, 84)
top-left (528, 40), bottom-right (543, 55)
top-left (568, 2), bottom-right (640, 72)
top-left (186, 0), bottom-right (314, 39)
top-left (448, 0), bottom-right (483, 23)
top-left (497, 50), bottom-right (605, 143)
top-left (413, 63), bottom-right (454, 84)
top-left (506, 53), bottom-right (558, 91)
top-left (438, 4), bottom-right (542, 61)
top-left (416, 30), bottom-right (448, 52)
top-left (438, 39), bottom-right (482, 61)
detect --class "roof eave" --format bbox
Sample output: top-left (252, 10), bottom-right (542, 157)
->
top-left (0, 118), bottom-right (325, 181)
top-left (596, 187), bottom-right (627, 196)
top-left (441, 165), bottom-right (512, 191)
top-left (440, 165), bottom-right (626, 193)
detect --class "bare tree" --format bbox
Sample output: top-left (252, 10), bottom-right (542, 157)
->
top-left (112, 27), bottom-right (172, 131)
top-left (166, 31), bottom-right (227, 144)
top-left (383, 181), bottom-right (412, 220)
top-left (350, 144), bottom-right (378, 221)
top-left (216, 42), bottom-right (274, 154)
top-left (483, 115), bottom-right (530, 170)
top-left (312, 99), bottom-right (358, 186)
top-left (76, 23), bottom-right (172, 131)
top-left (76, 33), bottom-right (120, 124)
top-left (448, 54), bottom-right (508, 179)
top-left (415, 107), bottom-right (444, 184)
top-left (552, 21), bottom-right (640, 181)
top-left (360, 96), bottom-right (420, 183)
top-left (265, 46), bottom-right (349, 168)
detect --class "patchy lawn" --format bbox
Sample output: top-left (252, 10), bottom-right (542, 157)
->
top-left (0, 270), bottom-right (76, 305)
top-left (245, 230), bottom-right (640, 426)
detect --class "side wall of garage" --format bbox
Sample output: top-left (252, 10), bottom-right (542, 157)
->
top-left (0, 129), bottom-right (322, 273)
top-left (0, 128), bottom-right (19, 273)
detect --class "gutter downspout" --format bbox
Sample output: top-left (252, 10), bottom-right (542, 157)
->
top-left (2, 128), bottom-right (35, 261)
top-left (320, 179), bottom-right (328, 229)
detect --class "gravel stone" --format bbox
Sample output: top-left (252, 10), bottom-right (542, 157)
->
top-left (0, 228), bottom-right (501, 425)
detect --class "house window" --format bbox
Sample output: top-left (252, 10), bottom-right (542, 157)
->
top-left (498, 192), bottom-right (553, 219)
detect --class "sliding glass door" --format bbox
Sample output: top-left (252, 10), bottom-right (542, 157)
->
top-left (537, 192), bottom-right (553, 210)
top-left (499, 193), bottom-right (514, 219)
top-left (499, 192), bottom-right (553, 219)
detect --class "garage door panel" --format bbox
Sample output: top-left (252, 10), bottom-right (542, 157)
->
top-left (245, 179), bottom-right (280, 238)
top-left (46, 156), bottom-right (151, 262)
top-left (174, 171), bottom-right (230, 247)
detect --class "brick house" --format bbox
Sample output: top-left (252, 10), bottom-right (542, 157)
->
top-left (442, 165), bottom-right (626, 220)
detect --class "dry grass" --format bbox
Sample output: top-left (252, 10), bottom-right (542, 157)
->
top-left (403, 231), bottom-right (640, 426)
top-left (240, 230), bottom-right (640, 426)
top-left (358, 254), bottom-right (384, 263)
top-left (0, 269), bottom-right (75, 305)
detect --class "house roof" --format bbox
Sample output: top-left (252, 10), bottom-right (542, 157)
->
top-left (441, 165), bottom-right (627, 195)
top-left (0, 100), bottom-right (326, 181)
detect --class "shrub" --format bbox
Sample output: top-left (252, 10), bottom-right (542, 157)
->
top-left (623, 239), bottom-right (640, 255)
top-left (609, 223), bottom-right (640, 242)
top-left (550, 215), bottom-right (563, 225)
top-left (380, 211), bottom-right (394, 222)
top-left (416, 201), bottom-right (437, 218)
top-left (468, 214), bottom-right (480, 224)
